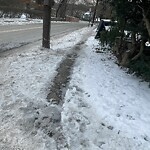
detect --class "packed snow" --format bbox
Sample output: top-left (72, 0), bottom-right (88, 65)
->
top-left (0, 22), bottom-right (150, 150)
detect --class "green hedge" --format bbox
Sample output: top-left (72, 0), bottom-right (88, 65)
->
top-left (128, 56), bottom-right (150, 84)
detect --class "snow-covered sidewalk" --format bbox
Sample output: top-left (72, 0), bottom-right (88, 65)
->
top-left (0, 26), bottom-right (150, 150)
top-left (0, 27), bottom-right (92, 150)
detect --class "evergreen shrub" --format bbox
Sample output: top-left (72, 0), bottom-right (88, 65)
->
top-left (128, 55), bottom-right (150, 83)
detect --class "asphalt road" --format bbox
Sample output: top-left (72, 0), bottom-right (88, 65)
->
top-left (0, 22), bottom-right (88, 51)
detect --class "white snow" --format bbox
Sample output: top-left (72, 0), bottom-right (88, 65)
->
top-left (62, 37), bottom-right (150, 149)
top-left (145, 41), bottom-right (150, 47)
top-left (0, 18), bottom-right (43, 26)
top-left (20, 14), bottom-right (27, 20)
top-left (0, 18), bottom-right (75, 26)
top-left (0, 22), bottom-right (150, 150)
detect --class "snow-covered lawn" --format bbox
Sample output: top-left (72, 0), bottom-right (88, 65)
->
top-left (62, 36), bottom-right (150, 150)
top-left (0, 18), bottom-right (74, 26)
top-left (0, 18), bottom-right (43, 25)
top-left (0, 24), bottom-right (150, 150)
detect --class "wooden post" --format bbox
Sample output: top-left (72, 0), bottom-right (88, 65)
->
top-left (42, 0), bottom-right (52, 48)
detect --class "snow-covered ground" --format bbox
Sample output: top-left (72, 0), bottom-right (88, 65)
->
top-left (0, 27), bottom-right (92, 150)
top-left (0, 18), bottom-right (43, 26)
top-left (0, 22), bottom-right (150, 150)
top-left (0, 17), bottom-right (74, 26)
top-left (62, 37), bottom-right (150, 150)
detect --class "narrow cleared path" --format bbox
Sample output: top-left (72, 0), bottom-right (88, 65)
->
top-left (47, 41), bottom-right (85, 105)
top-left (46, 41), bottom-right (86, 149)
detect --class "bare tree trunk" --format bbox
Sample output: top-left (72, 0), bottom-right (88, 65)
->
top-left (56, 0), bottom-right (67, 18)
top-left (132, 38), bottom-right (144, 61)
top-left (143, 13), bottom-right (150, 37)
top-left (59, 0), bottom-right (67, 18)
top-left (91, 0), bottom-right (99, 27)
top-left (130, 32), bottom-right (136, 55)
top-left (120, 32), bottom-right (136, 66)
top-left (138, 5), bottom-right (150, 37)
top-left (120, 51), bottom-right (130, 66)
top-left (56, 0), bottom-right (63, 18)
top-left (42, 0), bottom-right (52, 48)
top-left (70, 3), bottom-right (75, 16)
top-left (120, 19), bottom-right (126, 46)
top-left (117, 18), bottom-right (127, 63)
